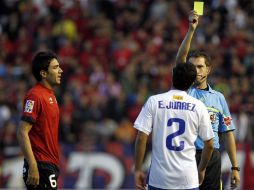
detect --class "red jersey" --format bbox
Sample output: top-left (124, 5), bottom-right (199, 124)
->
top-left (21, 83), bottom-right (60, 167)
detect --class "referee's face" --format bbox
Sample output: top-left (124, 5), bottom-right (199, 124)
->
top-left (188, 57), bottom-right (210, 87)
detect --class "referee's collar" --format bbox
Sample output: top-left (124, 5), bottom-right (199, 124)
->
top-left (191, 84), bottom-right (216, 94)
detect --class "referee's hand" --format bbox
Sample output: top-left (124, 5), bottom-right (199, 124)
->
top-left (231, 170), bottom-right (240, 189)
top-left (188, 10), bottom-right (199, 31)
top-left (27, 164), bottom-right (40, 187)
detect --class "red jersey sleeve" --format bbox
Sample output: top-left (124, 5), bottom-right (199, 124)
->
top-left (21, 93), bottom-right (41, 124)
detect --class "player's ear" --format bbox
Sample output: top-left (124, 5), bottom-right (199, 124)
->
top-left (40, 70), bottom-right (47, 78)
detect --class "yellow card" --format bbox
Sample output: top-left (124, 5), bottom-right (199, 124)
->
top-left (194, 1), bottom-right (204, 15)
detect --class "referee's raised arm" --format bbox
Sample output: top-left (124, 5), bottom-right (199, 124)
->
top-left (175, 11), bottom-right (199, 66)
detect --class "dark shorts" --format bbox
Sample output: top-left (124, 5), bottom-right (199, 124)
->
top-left (196, 149), bottom-right (222, 190)
top-left (23, 160), bottom-right (59, 190)
top-left (148, 185), bottom-right (199, 190)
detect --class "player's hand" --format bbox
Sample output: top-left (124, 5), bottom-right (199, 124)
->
top-left (135, 170), bottom-right (146, 190)
top-left (26, 164), bottom-right (39, 187)
top-left (198, 169), bottom-right (206, 185)
top-left (231, 170), bottom-right (240, 189)
top-left (188, 10), bottom-right (199, 30)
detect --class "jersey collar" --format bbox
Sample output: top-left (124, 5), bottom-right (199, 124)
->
top-left (191, 84), bottom-right (216, 94)
top-left (206, 84), bottom-right (216, 93)
top-left (36, 82), bottom-right (55, 94)
top-left (169, 89), bottom-right (188, 95)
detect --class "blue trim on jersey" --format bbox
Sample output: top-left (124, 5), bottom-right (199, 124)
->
top-left (188, 85), bottom-right (235, 149)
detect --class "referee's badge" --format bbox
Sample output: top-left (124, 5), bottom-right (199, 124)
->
top-left (208, 111), bottom-right (216, 124)
top-left (223, 116), bottom-right (232, 127)
top-left (24, 100), bottom-right (35, 113)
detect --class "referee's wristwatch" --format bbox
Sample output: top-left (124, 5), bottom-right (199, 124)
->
top-left (231, 166), bottom-right (240, 171)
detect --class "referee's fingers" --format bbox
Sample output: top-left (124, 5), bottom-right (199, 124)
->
top-left (231, 178), bottom-right (239, 189)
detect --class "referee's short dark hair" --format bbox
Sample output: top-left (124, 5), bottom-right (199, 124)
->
top-left (32, 51), bottom-right (58, 81)
top-left (187, 50), bottom-right (212, 67)
top-left (172, 63), bottom-right (197, 91)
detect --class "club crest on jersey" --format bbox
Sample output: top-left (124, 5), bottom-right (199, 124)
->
top-left (208, 111), bottom-right (216, 124)
top-left (24, 100), bottom-right (34, 113)
top-left (223, 116), bottom-right (232, 127)
top-left (49, 97), bottom-right (54, 104)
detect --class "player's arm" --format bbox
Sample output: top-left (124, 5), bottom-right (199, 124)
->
top-left (222, 131), bottom-right (240, 188)
top-left (17, 121), bottom-right (39, 187)
top-left (197, 138), bottom-right (214, 185)
top-left (175, 11), bottom-right (199, 65)
top-left (134, 131), bottom-right (149, 190)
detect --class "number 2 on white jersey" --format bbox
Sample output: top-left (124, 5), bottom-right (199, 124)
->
top-left (166, 118), bottom-right (185, 151)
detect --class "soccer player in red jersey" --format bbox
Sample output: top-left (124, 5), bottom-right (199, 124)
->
top-left (17, 51), bottom-right (63, 189)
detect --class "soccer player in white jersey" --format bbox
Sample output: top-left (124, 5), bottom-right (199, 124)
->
top-left (134, 63), bottom-right (214, 190)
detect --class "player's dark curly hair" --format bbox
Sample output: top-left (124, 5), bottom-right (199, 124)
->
top-left (172, 63), bottom-right (197, 91)
top-left (32, 51), bottom-right (58, 81)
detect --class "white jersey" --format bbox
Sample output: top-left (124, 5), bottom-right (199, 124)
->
top-left (134, 90), bottom-right (214, 189)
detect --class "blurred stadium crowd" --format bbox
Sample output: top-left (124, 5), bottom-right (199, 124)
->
top-left (0, 0), bottom-right (254, 188)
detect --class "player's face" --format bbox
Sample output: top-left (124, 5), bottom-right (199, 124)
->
top-left (46, 58), bottom-right (63, 86)
top-left (188, 57), bottom-right (210, 86)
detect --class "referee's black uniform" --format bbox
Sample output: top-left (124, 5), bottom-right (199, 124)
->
top-left (196, 149), bottom-right (222, 190)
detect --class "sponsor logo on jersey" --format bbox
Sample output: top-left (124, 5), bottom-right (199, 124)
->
top-left (173, 95), bottom-right (183, 100)
top-left (223, 116), bottom-right (232, 127)
top-left (24, 100), bottom-right (34, 113)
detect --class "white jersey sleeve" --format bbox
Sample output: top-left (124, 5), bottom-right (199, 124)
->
top-left (133, 97), bottom-right (154, 135)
